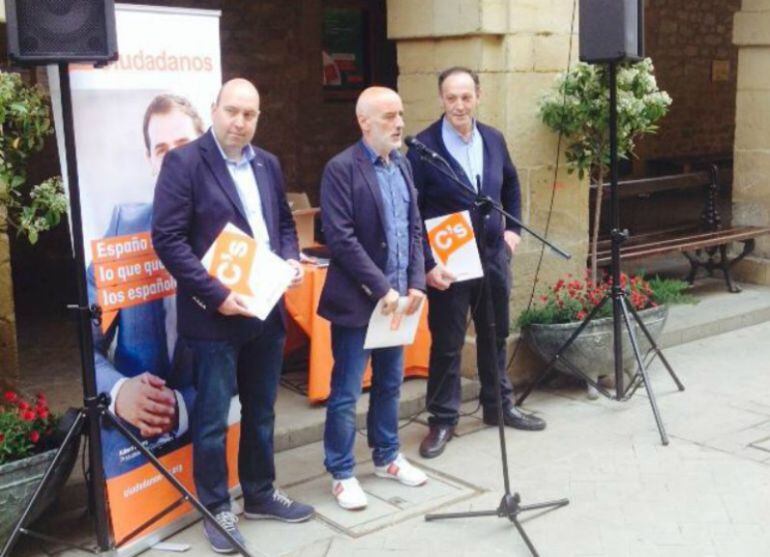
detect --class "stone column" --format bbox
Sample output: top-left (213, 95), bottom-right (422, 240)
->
top-left (733, 0), bottom-right (770, 284)
top-left (0, 209), bottom-right (19, 385)
top-left (388, 0), bottom-right (589, 381)
top-left (0, 0), bottom-right (16, 386)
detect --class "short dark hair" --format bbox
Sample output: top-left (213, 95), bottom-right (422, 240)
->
top-left (142, 94), bottom-right (205, 153)
top-left (438, 66), bottom-right (480, 92)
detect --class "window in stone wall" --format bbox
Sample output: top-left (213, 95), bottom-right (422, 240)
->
top-left (322, 7), bottom-right (370, 99)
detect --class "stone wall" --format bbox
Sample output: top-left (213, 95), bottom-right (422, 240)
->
top-left (0, 215), bottom-right (18, 384)
top-left (639, 0), bottom-right (742, 169)
top-left (388, 0), bottom-right (589, 381)
top-left (732, 0), bottom-right (770, 284)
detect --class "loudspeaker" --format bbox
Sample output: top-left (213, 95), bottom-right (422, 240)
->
top-left (579, 0), bottom-right (644, 64)
top-left (5, 0), bottom-right (118, 65)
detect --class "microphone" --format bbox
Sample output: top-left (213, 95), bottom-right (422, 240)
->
top-left (404, 136), bottom-right (441, 161)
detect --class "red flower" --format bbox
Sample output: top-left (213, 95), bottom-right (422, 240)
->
top-left (22, 410), bottom-right (36, 422)
top-left (576, 311), bottom-right (587, 320)
top-left (29, 430), bottom-right (40, 443)
top-left (4, 391), bottom-right (18, 403)
top-left (37, 407), bottom-right (49, 420)
top-left (18, 401), bottom-right (29, 411)
top-left (0, 433), bottom-right (4, 443)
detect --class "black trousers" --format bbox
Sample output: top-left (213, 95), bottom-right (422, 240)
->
top-left (426, 245), bottom-right (513, 426)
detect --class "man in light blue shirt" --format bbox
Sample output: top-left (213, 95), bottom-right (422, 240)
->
top-left (407, 67), bottom-right (546, 461)
top-left (441, 114), bottom-right (484, 191)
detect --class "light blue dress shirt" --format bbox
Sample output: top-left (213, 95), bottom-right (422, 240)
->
top-left (211, 130), bottom-right (270, 248)
top-left (361, 140), bottom-right (410, 295)
top-left (441, 116), bottom-right (484, 191)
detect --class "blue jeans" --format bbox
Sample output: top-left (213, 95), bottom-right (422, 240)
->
top-left (324, 324), bottom-right (404, 479)
top-left (185, 311), bottom-right (285, 513)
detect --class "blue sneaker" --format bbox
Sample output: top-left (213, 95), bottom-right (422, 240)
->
top-left (244, 489), bottom-right (314, 523)
top-left (203, 511), bottom-right (246, 554)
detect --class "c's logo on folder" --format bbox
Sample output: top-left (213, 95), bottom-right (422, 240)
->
top-left (209, 230), bottom-right (256, 296)
top-left (428, 212), bottom-right (474, 264)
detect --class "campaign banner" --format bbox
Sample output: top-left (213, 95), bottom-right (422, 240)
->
top-left (49, 5), bottom-right (233, 555)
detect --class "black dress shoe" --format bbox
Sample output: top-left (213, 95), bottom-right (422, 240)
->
top-left (482, 405), bottom-right (546, 431)
top-left (419, 424), bottom-right (455, 459)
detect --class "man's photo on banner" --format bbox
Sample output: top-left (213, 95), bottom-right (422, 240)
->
top-left (85, 92), bottom-right (207, 478)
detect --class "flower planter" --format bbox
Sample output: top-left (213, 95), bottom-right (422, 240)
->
top-left (0, 434), bottom-right (80, 541)
top-left (522, 305), bottom-right (669, 380)
top-left (0, 449), bottom-right (57, 540)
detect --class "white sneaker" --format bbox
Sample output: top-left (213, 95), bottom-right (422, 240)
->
top-left (374, 453), bottom-right (428, 487)
top-left (332, 477), bottom-right (368, 510)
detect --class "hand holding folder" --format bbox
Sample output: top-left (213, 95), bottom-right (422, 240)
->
top-left (201, 223), bottom-right (295, 320)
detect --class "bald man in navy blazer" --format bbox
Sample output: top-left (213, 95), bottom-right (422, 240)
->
top-left (152, 78), bottom-right (313, 553)
top-left (318, 87), bottom-right (429, 511)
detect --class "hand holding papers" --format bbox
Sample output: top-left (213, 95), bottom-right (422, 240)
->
top-left (425, 210), bottom-right (483, 283)
top-left (202, 223), bottom-right (295, 320)
top-left (364, 294), bottom-right (424, 350)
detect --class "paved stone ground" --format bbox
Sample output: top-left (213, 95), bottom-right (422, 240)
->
top-left (13, 318), bottom-right (770, 557)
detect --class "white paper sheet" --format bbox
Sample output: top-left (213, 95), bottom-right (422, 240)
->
top-left (363, 297), bottom-right (423, 349)
top-left (202, 223), bottom-right (295, 320)
top-left (425, 210), bottom-right (483, 282)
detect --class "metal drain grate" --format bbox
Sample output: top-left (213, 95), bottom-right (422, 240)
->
top-left (282, 461), bottom-right (483, 538)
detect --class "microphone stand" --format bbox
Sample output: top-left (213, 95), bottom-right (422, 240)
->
top-left (413, 144), bottom-right (570, 557)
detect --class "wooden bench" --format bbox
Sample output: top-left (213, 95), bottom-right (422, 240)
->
top-left (593, 165), bottom-right (770, 293)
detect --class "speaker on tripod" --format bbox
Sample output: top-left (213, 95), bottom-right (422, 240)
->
top-left (5, 0), bottom-right (118, 64)
top-left (516, 0), bottom-right (686, 445)
top-left (579, 0), bottom-right (644, 63)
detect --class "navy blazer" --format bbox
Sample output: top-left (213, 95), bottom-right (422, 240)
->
top-left (406, 118), bottom-right (522, 272)
top-left (318, 143), bottom-right (426, 328)
top-left (152, 130), bottom-right (299, 340)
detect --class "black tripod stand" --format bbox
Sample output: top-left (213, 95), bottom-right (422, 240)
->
top-left (408, 140), bottom-right (570, 556)
top-left (1, 64), bottom-right (253, 557)
top-left (514, 62), bottom-right (685, 446)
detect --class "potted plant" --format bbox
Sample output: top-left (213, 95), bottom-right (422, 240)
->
top-left (0, 70), bottom-right (67, 380)
top-left (538, 59), bottom-right (672, 285)
top-left (518, 272), bottom-right (695, 398)
top-left (0, 390), bottom-right (77, 541)
top-left (0, 71), bottom-right (66, 244)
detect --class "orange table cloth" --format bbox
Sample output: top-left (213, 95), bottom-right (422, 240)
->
top-left (284, 264), bottom-right (430, 403)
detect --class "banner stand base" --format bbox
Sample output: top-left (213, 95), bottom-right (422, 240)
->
top-left (1, 392), bottom-right (256, 557)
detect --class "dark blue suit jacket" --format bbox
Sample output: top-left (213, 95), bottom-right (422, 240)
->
top-left (406, 118), bottom-right (522, 272)
top-left (318, 142), bottom-right (425, 328)
top-left (87, 203), bottom-right (195, 478)
top-left (152, 130), bottom-right (299, 340)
